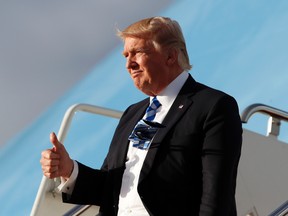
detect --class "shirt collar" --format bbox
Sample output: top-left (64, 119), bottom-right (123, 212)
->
top-left (150, 72), bottom-right (189, 108)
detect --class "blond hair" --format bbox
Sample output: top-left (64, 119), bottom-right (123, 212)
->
top-left (117, 16), bottom-right (192, 71)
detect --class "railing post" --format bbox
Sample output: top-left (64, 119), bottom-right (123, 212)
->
top-left (30, 103), bottom-right (123, 216)
top-left (241, 103), bottom-right (288, 139)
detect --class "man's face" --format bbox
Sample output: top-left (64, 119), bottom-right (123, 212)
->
top-left (122, 37), bottom-right (170, 96)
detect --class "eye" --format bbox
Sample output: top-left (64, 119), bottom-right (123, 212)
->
top-left (136, 48), bottom-right (146, 54)
top-left (135, 49), bottom-right (142, 53)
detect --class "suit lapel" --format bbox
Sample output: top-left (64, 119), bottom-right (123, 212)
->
top-left (139, 75), bottom-right (197, 183)
top-left (109, 99), bottom-right (149, 169)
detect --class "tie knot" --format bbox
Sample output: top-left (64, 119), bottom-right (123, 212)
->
top-left (145, 97), bottom-right (161, 121)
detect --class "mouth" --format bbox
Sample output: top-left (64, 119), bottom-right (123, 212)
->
top-left (131, 70), bottom-right (142, 78)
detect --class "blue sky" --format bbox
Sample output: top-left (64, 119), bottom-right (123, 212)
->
top-left (170, 0), bottom-right (288, 139)
top-left (1, 0), bottom-right (288, 215)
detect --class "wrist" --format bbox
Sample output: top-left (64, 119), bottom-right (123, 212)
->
top-left (63, 159), bottom-right (74, 180)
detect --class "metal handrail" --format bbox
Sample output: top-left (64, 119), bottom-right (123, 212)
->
top-left (30, 104), bottom-right (123, 216)
top-left (63, 204), bottom-right (92, 216)
top-left (241, 103), bottom-right (288, 123)
top-left (269, 200), bottom-right (288, 216)
top-left (241, 103), bottom-right (288, 138)
top-left (57, 103), bottom-right (123, 143)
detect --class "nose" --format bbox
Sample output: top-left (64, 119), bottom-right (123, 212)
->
top-left (125, 56), bottom-right (132, 69)
top-left (126, 55), bottom-right (138, 71)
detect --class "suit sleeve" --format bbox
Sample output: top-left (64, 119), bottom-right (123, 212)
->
top-left (61, 105), bottom-right (133, 207)
top-left (62, 161), bottom-right (108, 205)
top-left (200, 95), bottom-right (242, 215)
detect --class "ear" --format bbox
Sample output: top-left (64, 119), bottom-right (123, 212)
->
top-left (166, 48), bottom-right (178, 66)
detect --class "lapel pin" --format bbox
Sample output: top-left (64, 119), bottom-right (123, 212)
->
top-left (178, 104), bottom-right (184, 109)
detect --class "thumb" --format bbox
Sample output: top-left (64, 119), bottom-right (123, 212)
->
top-left (50, 132), bottom-right (62, 151)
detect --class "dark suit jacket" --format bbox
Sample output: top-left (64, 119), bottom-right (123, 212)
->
top-left (63, 75), bottom-right (243, 216)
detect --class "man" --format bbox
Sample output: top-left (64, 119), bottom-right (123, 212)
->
top-left (41, 16), bottom-right (242, 215)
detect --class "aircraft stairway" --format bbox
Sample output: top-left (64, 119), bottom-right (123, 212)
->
top-left (30, 103), bottom-right (288, 216)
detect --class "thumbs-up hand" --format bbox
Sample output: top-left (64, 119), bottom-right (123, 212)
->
top-left (40, 132), bottom-right (74, 179)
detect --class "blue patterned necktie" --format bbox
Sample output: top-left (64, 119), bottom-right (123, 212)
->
top-left (129, 96), bottom-right (162, 149)
top-left (145, 96), bottom-right (162, 121)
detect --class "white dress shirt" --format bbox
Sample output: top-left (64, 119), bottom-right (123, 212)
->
top-left (58, 72), bottom-right (189, 215)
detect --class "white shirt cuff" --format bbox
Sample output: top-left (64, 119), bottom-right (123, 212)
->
top-left (57, 160), bottom-right (79, 195)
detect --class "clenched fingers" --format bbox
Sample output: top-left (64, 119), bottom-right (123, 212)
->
top-left (40, 149), bottom-right (61, 178)
top-left (41, 149), bottom-right (60, 160)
